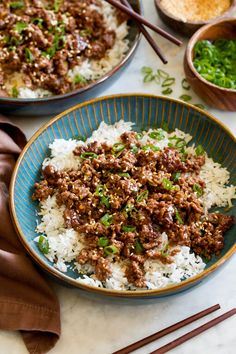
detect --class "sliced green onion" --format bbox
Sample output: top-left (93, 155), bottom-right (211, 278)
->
top-left (162, 77), bottom-right (175, 87)
top-left (173, 171), bottom-right (181, 182)
top-left (72, 135), bottom-right (86, 141)
top-left (95, 185), bottom-right (105, 197)
top-left (131, 145), bottom-right (139, 154)
top-left (179, 94), bottom-right (192, 102)
top-left (175, 208), bottom-right (184, 224)
top-left (175, 139), bottom-right (186, 149)
top-left (143, 74), bottom-right (155, 83)
top-left (162, 87), bottom-right (173, 95)
top-left (100, 213), bottom-right (113, 227)
top-left (122, 225), bottom-right (136, 232)
top-left (142, 144), bottom-right (160, 152)
top-left (100, 196), bottom-right (110, 208)
top-left (157, 69), bottom-right (169, 78)
top-left (195, 144), bottom-right (205, 156)
top-left (104, 245), bottom-right (118, 256)
top-left (141, 66), bottom-right (153, 74)
top-left (136, 190), bottom-right (149, 202)
top-left (112, 143), bottom-right (125, 153)
top-left (32, 18), bottom-right (44, 27)
top-left (136, 133), bottom-right (143, 140)
top-left (12, 86), bottom-right (19, 98)
top-left (14, 22), bottom-right (27, 33)
top-left (148, 129), bottom-right (165, 141)
top-left (118, 172), bottom-right (130, 177)
top-left (182, 78), bottom-right (191, 90)
top-left (38, 235), bottom-right (49, 254)
top-left (135, 240), bottom-right (144, 254)
top-left (97, 237), bottom-right (109, 247)
top-left (193, 183), bottom-right (203, 197)
top-left (162, 178), bottom-right (174, 191)
top-left (124, 203), bottom-right (136, 214)
top-left (10, 1), bottom-right (24, 9)
top-left (74, 74), bottom-right (87, 85)
top-left (53, 0), bottom-right (62, 12)
top-left (80, 28), bottom-right (92, 37)
top-left (80, 152), bottom-right (98, 160)
top-left (161, 244), bottom-right (169, 257)
top-left (25, 48), bottom-right (34, 62)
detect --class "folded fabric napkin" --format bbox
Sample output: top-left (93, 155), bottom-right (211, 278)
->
top-left (0, 115), bottom-right (61, 354)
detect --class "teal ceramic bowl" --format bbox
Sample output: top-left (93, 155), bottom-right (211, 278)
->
top-left (10, 94), bottom-right (236, 298)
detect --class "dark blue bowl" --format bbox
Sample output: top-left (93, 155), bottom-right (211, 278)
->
top-left (10, 94), bottom-right (236, 298)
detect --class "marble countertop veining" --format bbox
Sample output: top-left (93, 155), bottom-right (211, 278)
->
top-left (2, 1), bottom-right (236, 353)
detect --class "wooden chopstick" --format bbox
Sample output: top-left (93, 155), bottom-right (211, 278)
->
top-left (150, 308), bottom-right (236, 354)
top-left (112, 304), bottom-right (220, 354)
top-left (120, 0), bottom-right (167, 64)
top-left (105, 0), bottom-right (182, 46)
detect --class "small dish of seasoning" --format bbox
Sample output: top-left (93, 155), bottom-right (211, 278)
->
top-left (155, 0), bottom-right (236, 37)
top-left (184, 18), bottom-right (236, 111)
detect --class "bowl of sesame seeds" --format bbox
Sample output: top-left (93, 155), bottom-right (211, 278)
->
top-left (0, 0), bottom-right (141, 116)
top-left (155, 0), bottom-right (236, 37)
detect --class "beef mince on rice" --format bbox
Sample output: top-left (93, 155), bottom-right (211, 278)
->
top-left (32, 121), bottom-right (235, 290)
top-left (0, 0), bottom-right (129, 98)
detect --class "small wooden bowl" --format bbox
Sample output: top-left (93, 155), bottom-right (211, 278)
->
top-left (184, 18), bottom-right (236, 111)
top-left (155, 0), bottom-right (236, 37)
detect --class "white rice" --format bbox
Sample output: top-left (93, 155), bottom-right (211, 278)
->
top-left (16, 1), bottom-right (129, 99)
top-left (35, 120), bottom-right (236, 290)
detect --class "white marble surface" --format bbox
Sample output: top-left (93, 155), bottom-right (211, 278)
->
top-left (1, 1), bottom-right (236, 353)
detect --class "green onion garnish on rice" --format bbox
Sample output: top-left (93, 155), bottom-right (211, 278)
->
top-left (118, 172), bottom-right (130, 177)
top-left (195, 144), bottom-right (205, 156)
top-left (142, 144), bottom-right (160, 152)
top-left (136, 190), bottom-right (149, 202)
top-left (175, 208), bottom-right (184, 224)
top-left (112, 143), bottom-right (125, 153)
top-left (148, 129), bottom-right (165, 141)
top-left (10, 1), bottom-right (24, 9)
top-left (193, 184), bottom-right (203, 197)
top-left (80, 152), bottom-right (98, 160)
top-left (100, 196), bottom-right (110, 208)
top-left (38, 235), bottom-right (49, 254)
top-left (162, 178), bottom-right (174, 191)
top-left (122, 225), bottom-right (136, 232)
top-left (104, 245), bottom-right (118, 256)
top-left (100, 213), bottom-right (113, 227)
top-left (134, 240), bottom-right (144, 254)
top-left (173, 171), bottom-right (181, 182)
top-left (24, 48), bottom-right (34, 62)
top-left (97, 237), bottom-right (109, 247)
top-left (12, 86), bottom-right (19, 98)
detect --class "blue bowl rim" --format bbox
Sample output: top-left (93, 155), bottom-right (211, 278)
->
top-left (10, 93), bottom-right (236, 297)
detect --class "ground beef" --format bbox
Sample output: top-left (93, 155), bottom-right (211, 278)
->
top-left (33, 131), bottom-right (234, 286)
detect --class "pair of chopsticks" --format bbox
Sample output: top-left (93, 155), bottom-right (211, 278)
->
top-left (105, 0), bottom-right (182, 64)
top-left (112, 304), bottom-right (236, 354)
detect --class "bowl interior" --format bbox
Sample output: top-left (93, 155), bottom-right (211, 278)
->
top-left (11, 95), bottom-right (236, 296)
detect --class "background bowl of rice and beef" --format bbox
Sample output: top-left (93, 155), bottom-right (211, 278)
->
top-left (0, 0), bottom-right (141, 117)
top-left (10, 94), bottom-right (236, 299)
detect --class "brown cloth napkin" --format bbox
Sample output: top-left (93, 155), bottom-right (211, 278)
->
top-left (0, 116), bottom-right (61, 354)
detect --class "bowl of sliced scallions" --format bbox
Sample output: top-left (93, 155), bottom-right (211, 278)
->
top-left (184, 18), bottom-right (236, 111)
